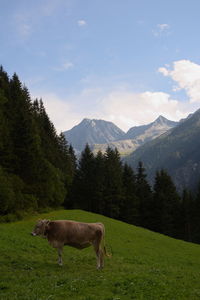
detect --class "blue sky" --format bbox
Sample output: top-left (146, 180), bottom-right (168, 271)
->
top-left (1, 0), bottom-right (200, 132)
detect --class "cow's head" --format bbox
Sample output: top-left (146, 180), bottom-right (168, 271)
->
top-left (31, 219), bottom-right (50, 237)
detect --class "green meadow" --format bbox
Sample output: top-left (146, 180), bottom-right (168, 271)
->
top-left (1, 210), bottom-right (200, 300)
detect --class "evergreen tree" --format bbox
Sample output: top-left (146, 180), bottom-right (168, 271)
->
top-left (92, 151), bottom-right (106, 214)
top-left (64, 144), bottom-right (77, 209)
top-left (8, 74), bottom-right (40, 182)
top-left (103, 147), bottom-right (123, 218)
top-left (0, 68), bottom-right (15, 172)
top-left (192, 182), bottom-right (200, 243)
top-left (136, 161), bottom-right (153, 228)
top-left (120, 163), bottom-right (139, 225)
top-left (36, 99), bottom-right (58, 166)
top-left (0, 167), bottom-right (15, 214)
top-left (180, 189), bottom-right (194, 241)
top-left (70, 144), bottom-right (95, 211)
top-left (153, 169), bottom-right (181, 237)
top-left (0, 66), bottom-right (75, 215)
top-left (69, 144), bottom-right (77, 177)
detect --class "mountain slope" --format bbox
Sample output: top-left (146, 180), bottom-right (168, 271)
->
top-left (93, 116), bottom-right (178, 156)
top-left (64, 118), bottom-right (125, 152)
top-left (1, 209), bottom-right (200, 299)
top-left (126, 109), bottom-right (200, 191)
top-left (124, 115), bottom-right (178, 142)
top-left (93, 138), bottom-right (140, 156)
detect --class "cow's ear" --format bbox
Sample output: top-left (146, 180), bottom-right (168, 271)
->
top-left (41, 219), bottom-right (48, 223)
top-left (44, 219), bottom-right (51, 229)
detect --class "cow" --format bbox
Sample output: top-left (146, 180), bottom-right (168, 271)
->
top-left (31, 219), bottom-right (110, 269)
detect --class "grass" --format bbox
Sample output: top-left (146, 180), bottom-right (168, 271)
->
top-left (1, 209), bottom-right (200, 299)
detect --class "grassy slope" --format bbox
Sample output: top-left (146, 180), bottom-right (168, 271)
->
top-left (1, 210), bottom-right (200, 300)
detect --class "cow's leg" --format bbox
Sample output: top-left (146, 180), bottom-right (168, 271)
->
top-left (57, 247), bottom-right (63, 266)
top-left (93, 239), bottom-right (104, 270)
top-left (99, 247), bottom-right (104, 269)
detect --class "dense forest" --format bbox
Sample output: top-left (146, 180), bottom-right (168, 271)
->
top-left (0, 66), bottom-right (76, 219)
top-left (68, 145), bottom-right (200, 243)
top-left (0, 67), bottom-right (200, 244)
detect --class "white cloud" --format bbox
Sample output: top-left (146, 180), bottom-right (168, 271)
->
top-left (78, 20), bottom-right (87, 27)
top-left (31, 88), bottom-right (195, 133)
top-left (153, 23), bottom-right (170, 37)
top-left (31, 60), bottom-right (200, 133)
top-left (33, 93), bottom-right (81, 133)
top-left (158, 60), bottom-right (200, 102)
top-left (63, 62), bottom-right (74, 70)
top-left (158, 24), bottom-right (170, 31)
top-left (158, 67), bottom-right (169, 76)
top-left (53, 61), bottom-right (74, 71)
top-left (100, 90), bottom-right (188, 131)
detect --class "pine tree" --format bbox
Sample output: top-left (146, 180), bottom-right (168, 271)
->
top-left (136, 161), bottom-right (153, 228)
top-left (0, 67), bottom-right (75, 214)
top-left (103, 147), bottom-right (123, 218)
top-left (181, 189), bottom-right (194, 241)
top-left (153, 169), bottom-right (181, 237)
top-left (92, 151), bottom-right (106, 214)
top-left (8, 75), bottom-right (40, 182)
top-left (70, 144), bottom-right (95, 211)
top-left (192, 182), bottom-right (200, 243)
top-left (0, 68), bottom-right (15, 172)
top-left (120, 163), bottom-right (139, 224)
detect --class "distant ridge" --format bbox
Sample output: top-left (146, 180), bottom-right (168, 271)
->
top-left (93, 116), bottom-right (178, 156)
top-left (125, 108), bottom-right (200, 191)
top-left (124, 115), bottom-right (178, 140)
top-left (64, 116), bottom-right (178, 154)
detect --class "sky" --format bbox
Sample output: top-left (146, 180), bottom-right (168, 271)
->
top-left (1, 0), bottom-right (200, 133)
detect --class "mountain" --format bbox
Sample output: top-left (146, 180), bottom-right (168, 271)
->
top-left (123, 115), bottom-right (178, 141)
top-left (93, 116), bottom-right (178, 156)
top-left (64, 118), bottom-right (125, 152)
top-left (125, 109), bottom-right (200, 191)
top-left (92, 139), bottom-right (140, 156)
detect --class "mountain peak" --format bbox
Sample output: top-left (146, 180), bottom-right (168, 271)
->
top-left (64, 118), bottom-right (125, 152)
top-left (153, 115), bottom-right (178, 127)
top-left (82, 118), bottom-right (97, 127)
top-left (156, 115), bottom-right (167, 121)
top-left (124, 115), bottom-right (178, 141)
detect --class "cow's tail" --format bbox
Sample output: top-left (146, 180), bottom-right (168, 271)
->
top-left (99, 223), bottom-right (112, 258)
top-left (104, 246), bottom-right (112, 258)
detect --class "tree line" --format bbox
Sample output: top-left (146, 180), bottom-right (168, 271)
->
top-left (68, 144), bottom-right (200, 244)
top-left (0, 66), bottom-right (76, 220)
top-left (0, 67), bottom-right (200, 244)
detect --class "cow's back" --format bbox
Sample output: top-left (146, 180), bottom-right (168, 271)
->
top-left (46, 220), bottom-right (104, 249)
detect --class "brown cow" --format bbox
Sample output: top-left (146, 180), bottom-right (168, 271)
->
top-left (31, 219), bottom-right (110, 269)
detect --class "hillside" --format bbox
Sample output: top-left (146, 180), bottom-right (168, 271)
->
top-left (126, 108), bottom-right (200, 191)
top-left (93, 138), bottom-right (140, 156)
top-left (1, 210), bottom-right (200, 299)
